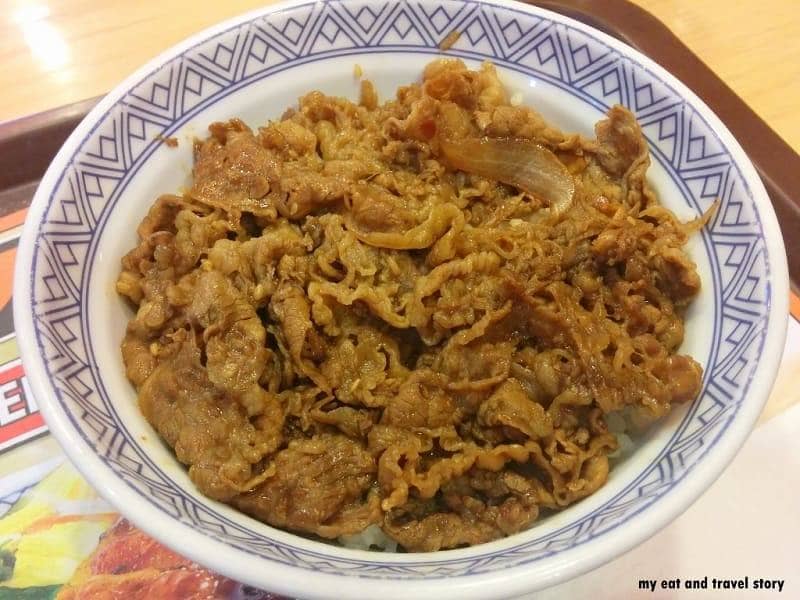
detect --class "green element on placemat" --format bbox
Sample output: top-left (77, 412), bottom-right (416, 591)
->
top-left (0, 547), bottom-right (13, 581)
top-left (0, 585), bottom-right (59, 599)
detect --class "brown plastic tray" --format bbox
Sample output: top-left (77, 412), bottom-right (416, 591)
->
top-left (1, 0), bottom-right (798, 292)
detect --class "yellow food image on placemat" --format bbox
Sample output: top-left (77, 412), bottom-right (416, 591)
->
top-left (0, 462), bottom-right (116, 595)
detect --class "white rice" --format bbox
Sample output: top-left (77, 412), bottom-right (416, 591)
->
top-left (608, 431), bottom-right (635, 460)
top-left (606, 410), bottom-right (636, 461)
top-left (605, 411), bottom-right (627, 434)
top-left (338, 524), bottom-right (398, 552)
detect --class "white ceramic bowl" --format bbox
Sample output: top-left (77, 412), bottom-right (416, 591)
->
top-left (14, 1), bottom-right (789, 598)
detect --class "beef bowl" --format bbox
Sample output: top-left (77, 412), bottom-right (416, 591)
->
top-left (13, 0), bottom-right (789, 598)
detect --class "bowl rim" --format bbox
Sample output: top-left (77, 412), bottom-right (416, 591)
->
top-left (13, 0), bottom-right (790, 598)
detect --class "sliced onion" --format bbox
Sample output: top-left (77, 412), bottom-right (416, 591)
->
top-left (440, 137), bottom-right (575, 215)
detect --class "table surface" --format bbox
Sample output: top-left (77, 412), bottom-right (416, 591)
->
top-left (2, 0), bottom-right (800, 156)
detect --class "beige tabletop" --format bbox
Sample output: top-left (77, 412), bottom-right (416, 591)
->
top-left (1, 0), bottom-right (799, 156)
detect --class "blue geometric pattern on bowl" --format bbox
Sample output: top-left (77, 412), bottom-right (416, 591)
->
top-left (30, 0), bottom-right (770, 577)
